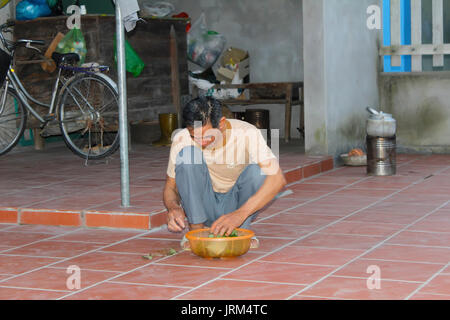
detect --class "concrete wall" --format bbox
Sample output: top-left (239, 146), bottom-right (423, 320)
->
top-left (0, 1), bottom-right (14, 36)
top-left (156, 0), bottom-right (304, 83)
top-left (303, 0), bottom-right (382, 156)
top-left (151, 0), bottom-right (304, 139)
top-left (379, 72), bottom-right (450, 153)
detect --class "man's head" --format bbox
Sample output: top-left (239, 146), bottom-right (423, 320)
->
top-left (183, 97), bottom-right (227, 148)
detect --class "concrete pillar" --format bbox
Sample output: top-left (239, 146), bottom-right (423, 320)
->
top-left (302, 0), bottom-right (382, 157)
top-left (303, 0), bottom-right (328, 155)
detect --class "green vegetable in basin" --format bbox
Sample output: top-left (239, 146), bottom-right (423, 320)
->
top-left (208, 230), bottom-right (239, 238)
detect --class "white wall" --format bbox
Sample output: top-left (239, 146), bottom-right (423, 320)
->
top-left (0, 1), bottom-right (14, 27)
top-left (303, 0), bottom-right (382, 156)
top-left (0, 1), bottom-right (15, 45)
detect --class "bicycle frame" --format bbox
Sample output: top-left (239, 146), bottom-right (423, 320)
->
top-left (4, 64), bottom-right (65, 124)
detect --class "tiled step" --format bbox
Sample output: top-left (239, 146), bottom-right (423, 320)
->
top-left (0, 156), bottom-right (334, 231)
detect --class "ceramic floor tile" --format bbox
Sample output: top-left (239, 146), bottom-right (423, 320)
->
top-left (139, 229), bottom-right (185, 240)
top-left (419, 275), bottom-right (450, 296)
top-left (5, 225), bottom-right (80, 234)
top-left (0, 266), bottom-right (120, 292)
top-left (261, 246), bottom-right (365, 266)
top-left (223, 261), bottom-right (336, 285)
top-left (101, 238), bottom-right (181, 255)
top-left (52, 228), bottom-right (146, 244)
top-left (6, 240), bottom-right (103, 258)
top-left (332, 188), bottom-right (396, 198)
top-left (0, 287), bottom-right (67, 300)
top-left (175, 279), bottom-right (305, 300)
top-left (62, 281), bottom-right (187, 300)
top-left (285, 204), bottom-right (359, 216)
top-left (334, 258), bottom-right (445, 283)
top-left (319, 221), bottom-right (403, 237)
top-left (409, 292), bottom-right (450, 300)
top-left (387, 231), bottom-right (450, 247)
top-left (0, 224), bottom-right (16, 230)
top-left (291, 295), bottom-right (342, 300)
top-left (300, 276), bottom-right (420, 300)
top-left (161, 251), bottom-right (264, 269)
top-left (358, 202), bottom-right (437, 216)
top-left (344, 212), bottom-right (422, 225)
top-left (261, 213), bottom-right (339, 227)
top-left (0, 255), bottom-right (61, 275)
top-left (362, 244), bottom-right (450, 264)
top-left (407, 218), bottom-right (450, 233)
top-left (0, 231), bottom-right (55, 247)
top-left (250, 223), bottom-right (316, 238)
top-left (52, 251), bottom-right (159, 273)
top-left (115, 264), bottom-right (228, 288)
top-left (253, 237), bottom-right (294, 253)
top-left (295, 233), bottom-right (384, 250)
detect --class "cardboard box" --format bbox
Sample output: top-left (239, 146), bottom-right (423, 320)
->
top-left (222, 47), bottom-right (248, 64)
top-left (217, 47), bottom-right (250, 83)
top-left (216, 67), bottom-right (235, 83)
top-left (237, 56), bottom-right (250, 79)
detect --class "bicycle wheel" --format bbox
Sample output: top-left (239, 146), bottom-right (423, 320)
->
top-left (58, 73), bottom-right (119, 159)
top-left (0, 87), bottom-right (27, 156)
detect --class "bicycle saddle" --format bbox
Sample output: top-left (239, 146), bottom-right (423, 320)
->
top-left (51, 52), bottom-right (80, 66)
top-left (16, 39), bottom-right (45, 47)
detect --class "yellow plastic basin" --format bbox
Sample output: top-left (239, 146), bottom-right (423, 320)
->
top-left (185, 228), bottom-right (254, 259)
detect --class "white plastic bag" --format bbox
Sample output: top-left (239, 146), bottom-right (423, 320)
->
top-left (187, 13), bottom-right (226, 69)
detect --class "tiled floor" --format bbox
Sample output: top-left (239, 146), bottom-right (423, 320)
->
top-left (0, 141), bottom-right (332, 230)
top-left (0, 144), bottom-right (450, 299)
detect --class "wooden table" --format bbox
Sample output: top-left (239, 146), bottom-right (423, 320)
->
top-left (195, 82), bottom-right (304, 142)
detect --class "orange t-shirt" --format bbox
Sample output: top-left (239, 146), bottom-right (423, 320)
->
top-left (166, 119), bottom-right (277, 193)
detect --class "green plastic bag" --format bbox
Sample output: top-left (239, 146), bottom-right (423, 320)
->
top-left (114, 38), bottom-right (145, 77)
top-left (55, 28), bottom-right (87, 65)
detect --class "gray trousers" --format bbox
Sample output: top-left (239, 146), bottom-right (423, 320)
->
top-left (175, 146), bottom-right (266, 229)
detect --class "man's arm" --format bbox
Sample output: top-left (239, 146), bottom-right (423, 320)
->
top-left (163, 175), bottom-right (186, 232)
top-left (210, 158), bottom-right (287, 236)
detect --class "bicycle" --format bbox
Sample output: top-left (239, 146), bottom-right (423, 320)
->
top-left (0, 20), bottom-right (120, 160)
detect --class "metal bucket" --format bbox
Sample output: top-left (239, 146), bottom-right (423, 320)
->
top-left (232, 112), bottom-right (246, 121)
top-left (245, 109), bottom-right (270, 141)
top-left (366, 135), bottom-right (396, 176)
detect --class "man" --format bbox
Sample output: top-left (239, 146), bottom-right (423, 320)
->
top-left (163, 97), bottom-right (286, 246)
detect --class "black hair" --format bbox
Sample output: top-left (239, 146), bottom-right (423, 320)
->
top-left (182, 96), bottom-right (223, 128)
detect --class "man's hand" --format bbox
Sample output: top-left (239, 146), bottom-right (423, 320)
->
top-left (167, 207), bottom-right (186, 232)
top-left (210, 211), bottom-right (247, 236)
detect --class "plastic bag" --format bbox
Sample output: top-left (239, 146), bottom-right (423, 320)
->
top-left (114, 38), bottom-right (145, 77)
top-left (54, 28), bottom-right (87, 65)
top-left (141, 1), bottom-right (174, 17)
top-left (187, 13), bottom-right (226, 69)
top-left (46, 0), bottom-right (63, 15)
top-left (16, 0), bottom-right (51, 20)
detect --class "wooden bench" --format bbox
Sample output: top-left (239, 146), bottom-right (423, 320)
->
top-left (193, 81), bottom-right (304, 142)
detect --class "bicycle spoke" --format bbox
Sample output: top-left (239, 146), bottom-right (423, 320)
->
top-left (97, 99), bottom-right (116, 113)
top-left (59, 74), bottom-right (119, 159)
top-left (0, 89), bottom-right (26, 155)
